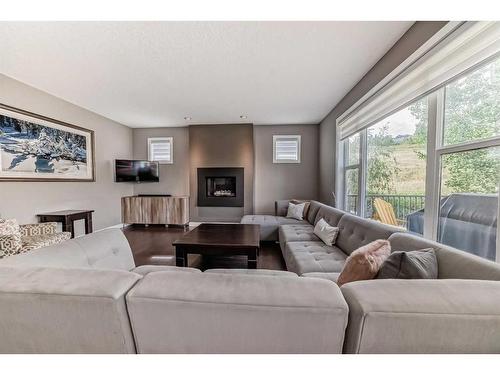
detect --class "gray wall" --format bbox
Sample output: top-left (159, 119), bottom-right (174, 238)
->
top-left (0, 74), bottom-right (134, 235)
top-left (318, 21), bottom-right (448, 204)
top-left (132, 127), bottom-right (190, 196)
top-left (189, 124), bottom-right (254, 222)
top-left (253, 124), bottom-right (319, 214)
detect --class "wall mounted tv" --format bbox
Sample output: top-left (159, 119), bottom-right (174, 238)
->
top-left (115, 159), bottom-right (159, 183)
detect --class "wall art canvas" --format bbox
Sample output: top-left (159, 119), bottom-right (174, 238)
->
top-left (0, 104), bottom-right (95, 181)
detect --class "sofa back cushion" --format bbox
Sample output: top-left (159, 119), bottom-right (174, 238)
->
top-left (0, 229), bottom-right (135, 271)
top-left (313, 205), bottom-right (345, 227)
top-left (388, 232), bottom-right (500, 281)
top-left (307, 200), bottom-right (323, 224)
top-left (336, 214), bottom-right (402, 255)
top-left (74, 229), bottom-right (135, 270)
top-left (0, 238), bottom-right (89, 268)
top-left (275, 200), bottom-right (291, 216)
top-left (0, 266), bottom-right (140, 353)
top-left (126, 271), bottom-right (348, 353)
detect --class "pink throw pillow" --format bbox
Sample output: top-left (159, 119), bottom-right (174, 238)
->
top-left (337, 239), bottom-right (391, 286)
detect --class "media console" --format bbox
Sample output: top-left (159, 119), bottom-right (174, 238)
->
top-left (121, 196), bottom-right (189, 226)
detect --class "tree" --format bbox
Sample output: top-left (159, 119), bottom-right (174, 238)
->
top-left (409, 58), bottom-right (500, 194)
top-left (367, 124), bottom-right (400, 194)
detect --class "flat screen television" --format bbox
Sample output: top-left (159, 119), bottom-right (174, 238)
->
top-left (115, 160), bottom-right (159, 183)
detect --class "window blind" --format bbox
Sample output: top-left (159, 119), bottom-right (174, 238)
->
top-left (273, 135), bottom-right (301, 163)
top-left (338, 21), bottom-right (500, 140)
top-left (148, 137), bottom-right (173, 164)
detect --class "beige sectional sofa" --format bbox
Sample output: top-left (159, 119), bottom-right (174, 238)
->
top-left (0, 229), bottom-right (348, 354)
top-left (1, 201), bottom-right (500, 353)
top-left (243, 199), bottom-right (500, 353)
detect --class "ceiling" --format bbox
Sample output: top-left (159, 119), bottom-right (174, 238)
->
top-left (0, 22), bottom-right (413, 128)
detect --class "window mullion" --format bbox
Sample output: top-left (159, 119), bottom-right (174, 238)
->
top-left (359, 129), bottom-right (368, 218)
top-left (423, 90), bottom-right (444, 240)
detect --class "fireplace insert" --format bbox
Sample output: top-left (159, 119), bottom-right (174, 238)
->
top-left (197, 167), bottom-right (244, 207)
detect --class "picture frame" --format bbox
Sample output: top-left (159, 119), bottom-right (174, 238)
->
top-left (0, 103), bottom-right (95, 182)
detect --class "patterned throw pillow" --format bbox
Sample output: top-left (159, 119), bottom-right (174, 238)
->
top-left (0, 235), bottom-right (22, 258)
top-left (0, 218), bottom-right (20, 236)
top-left (0, 218), bottom-right (22, 258)
top-left (19, 222), bottom-right (57, 236)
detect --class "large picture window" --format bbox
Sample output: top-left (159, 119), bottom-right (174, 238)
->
top-left (337, 51), bottom-right (500, 262)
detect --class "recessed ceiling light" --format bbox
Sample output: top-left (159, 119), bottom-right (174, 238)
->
top-left (240, 115), bottom-right (247, 119)
top-left (184, 116), bottom-right (192, 121)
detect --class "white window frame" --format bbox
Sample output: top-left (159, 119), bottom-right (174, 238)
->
top-left (148, 137), bottom-right (173, 164)
top-left (273, 135), bottom-right (301, 164)
top-left (336, 54), bottom-right (500, 262)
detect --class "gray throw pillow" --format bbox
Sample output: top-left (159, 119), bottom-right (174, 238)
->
top-left (376, 248), bottom-right (438, 279)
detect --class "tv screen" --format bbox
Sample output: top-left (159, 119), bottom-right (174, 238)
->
top-left (115, 160), bottom-right (159, 183)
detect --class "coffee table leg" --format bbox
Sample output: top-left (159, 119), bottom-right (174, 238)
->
top-left (176, 247), bottom-right (187, 267)
top-left (248, 248), bottom-right (257, 269)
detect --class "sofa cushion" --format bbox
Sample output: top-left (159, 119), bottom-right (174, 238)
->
top-left (132, 265), bottom-right (200, 276)
top-left (336, 213), bottom-right (402, 255)
top-left (337, 239), bottom-right (391, 286)
top-left (204, 268), bottom-right (298, 277)
top-left (313, 205), bottom-right (345, 227)
top-left (313, 218), bottom-right (339, 246)
top-left (286, 201), bottom-right (306, 220)
top-left (0, 266), bottom-right (140, 353)
top-left (306, 200), bottom-right (323, 224)
top-left (388, 232), bottom-right (500, 281)
top-left (341, 279), bottom-right (500, 353)
top-left (303, 272), bottom-right (340, 283)
top-left (241, 215), bottom-right (308, 242)
top-left (278, 224), bottom-right (317, 250)
top-left (284, 241), bottom-right (347, 275)
top-left (377, 249), bottom-right (438, 280)
top-left (126, 271), bottom-right (348, 353)
top-left (0, 238), bottom-right (90, 268)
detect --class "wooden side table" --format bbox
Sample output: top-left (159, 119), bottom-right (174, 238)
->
top-left (37, 210), bottom-right (95, 238)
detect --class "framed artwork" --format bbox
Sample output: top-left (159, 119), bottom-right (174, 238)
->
top-left (0, 103), bottom-right (95, 181)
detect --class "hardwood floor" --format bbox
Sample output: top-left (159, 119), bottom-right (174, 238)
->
top-left (122, 224), bottom-right (286, 271)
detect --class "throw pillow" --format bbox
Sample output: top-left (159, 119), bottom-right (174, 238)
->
top-left (0, 234), bottom-right (22, 258)
top-left (313, 218), bottom-right (339, 246)
top-left (0, 218), bottom-right (20, 236)
top-left (376, 248), bottom-right (438, 279)
top-left (337, 239), bottom-right (391, 287)
top-left (286, 202), bottom-right (306, 221)
top-left (290, 199), bottom-right (310, 219)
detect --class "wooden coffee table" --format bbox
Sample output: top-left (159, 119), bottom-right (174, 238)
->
top-left (173, 223), bottom-right (260, 269)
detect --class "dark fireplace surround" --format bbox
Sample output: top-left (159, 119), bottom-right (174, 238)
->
top-left (197, 167), bottom-right (244, 207)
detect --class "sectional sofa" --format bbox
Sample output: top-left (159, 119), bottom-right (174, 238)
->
top-left (0, 202), bottom-right (500, 353)
top-left (0, 229), bottom-right (347, 354)
top-left (242, 199), bottom-right (500, 353)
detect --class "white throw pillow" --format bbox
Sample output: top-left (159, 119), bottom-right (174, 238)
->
top-left (286, 202), bottom-right (306, 220)
top-left (313, 218), bottom-right (339, 246)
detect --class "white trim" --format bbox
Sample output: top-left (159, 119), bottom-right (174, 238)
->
top-left (148, 136), bottom-right (174, 164)
top-left (273, 135), bottom-right (301, 163)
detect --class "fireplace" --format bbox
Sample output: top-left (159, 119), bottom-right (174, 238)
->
top-left (197, 167), bottom-right (244, 207)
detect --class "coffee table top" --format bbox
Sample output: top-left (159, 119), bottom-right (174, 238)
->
top-left (173, 223), bottom-right (260, 248)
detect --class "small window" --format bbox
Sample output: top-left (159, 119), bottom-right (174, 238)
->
top-left (273, 135), bottom-right (301, 163)
top-left (148, 137), bottom-right (173, 164)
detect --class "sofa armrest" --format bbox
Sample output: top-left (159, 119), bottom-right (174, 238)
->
top-left (341, 279), bottom-right (500, 354)
top-left (275, 200), bottom-right (291, 216)
top-left (19, 222), bottom-right (58, 236)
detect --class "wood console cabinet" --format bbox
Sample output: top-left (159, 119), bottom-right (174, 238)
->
top-left (121, 196), bottom-right (189, 226)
